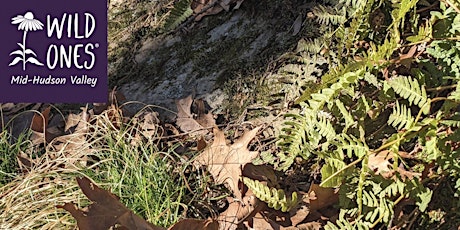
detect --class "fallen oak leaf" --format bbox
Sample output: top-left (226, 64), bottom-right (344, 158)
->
top-left (176, 95), bottom-right (215, 136)
top-left (194, 127), bottom-right (261, 200)
top-left (218, 189), bottom-right (262, 230)
top-left (30, 106), bottom-right (57, 144)
top-left (196, 136), bottom-right (208, 151)
top-left (249, 212), bottom-right (276, 230)
top-left (368, 150), bottom-right (394, 178)
top-left (58, 177), bottom-right (162, 230)
top-left (192, 0), bottom-right (224, 21)
top-left (169, 218), bottom-right (219, 230)
top-left (193, 98), bottom-right (216, 128)
top-left (368, 150), bottom-right (421, 179)
top-left (31, 106), bottom-right (51, 133)
top-left (289, 204), bottom-right (310, 227)
top-left (307, 184), bottom-right (339, 213)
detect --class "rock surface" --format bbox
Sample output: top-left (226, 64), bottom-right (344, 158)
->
top-left (110, 1), bottom-right (304, 120)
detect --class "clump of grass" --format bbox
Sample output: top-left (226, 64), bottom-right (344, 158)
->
top-left (0, 130), bottom-right (30, 187)
top-left (82, 107), bottom-right (203, 226)
top-left (0, 105), bottom-right (205, 229)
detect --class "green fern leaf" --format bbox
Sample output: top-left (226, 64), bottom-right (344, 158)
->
top-left (242, 177), bottom-right (297, 212)
top-left (388, 76), bottom-right (428, 109)
top-left (320, 152), bottom-right (347, 187)
top-left (441, 119), bottom-right (460, 127)
top-left (316, 115), bottom-right (337, 140)
top-left (163, 0), bottom-right (193, 31)
top-left (448, 84), bottom-right (460, 101)
top-left (325, 210), bottom-right (371, 230)
top-left (296, 38), bottom-right (326, 54)
top-left (388, 101), bottom-right (415, 130)
top-left (391, 0), bottom-right (419, 28)
top-left (313, 5), bottom-right (347, 26)
top-left (338, 134), bottom-right (369, 158)
top-left (335, 99), bottom-right (355, 130)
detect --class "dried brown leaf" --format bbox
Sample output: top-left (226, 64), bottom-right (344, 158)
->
top-left (296, 222), bottom-right (322, 230)
top-left (31, 106), bottom-right (51, 132)
top-left (192, 0), bottom-right (224, 21)
top-left (58, 177), bottom-right (162, 230)
top-left (194, 127), bottom-right (260, 199)
top-left (176, 95), bottom-right (214, 136)
top-left (250, 213), bottom-right (274, 230)
top-left (0, 103), bottom-right (16, 112)
top-left (29, 106), bottom-right (57, 145)
top-left (242, 163), bottom-right (277, 187)
top-left (197, 136), bottom-right (207, 151)
top-left (65, 113), bottom-right (83, 132)
top-left (368, 150), bottom-right (394, 178)
top-left (369, 150), bottom-right (421, 179)
top-left (290, 205), bottom-right (310, 226)
top-left (1, 103), bottom-right (35, 115)
top-left (308, 184), bottom-right (338, 212)
top-left (52, 108), bottom-right (92, 166)
top-left (64, 107), bottom-right (90, 133)
top-left (196, 112), bottom-right (216, 129)
top-left (168, 218), bottom-right (219, 230)
top-left (218, 190), bottom-right (261, 230)
top-left (140, 111), bottom-right (160, 138)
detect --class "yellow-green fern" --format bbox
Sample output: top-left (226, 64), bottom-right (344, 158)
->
top-left (242, 177), bottom-right (298, 212)
top-left (163, 0), bottom-right (193, 31)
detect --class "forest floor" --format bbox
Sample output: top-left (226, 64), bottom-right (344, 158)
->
top-left (1, 0), bottom-right (460, 229)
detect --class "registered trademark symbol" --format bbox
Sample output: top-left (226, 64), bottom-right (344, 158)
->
top-left (95, 43), bottom-right (99, 48)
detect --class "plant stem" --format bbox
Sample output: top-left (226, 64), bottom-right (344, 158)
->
top-left (426, 84), bottom-right (457, 92)
top-left (22, 31), bottom-right (27, 71)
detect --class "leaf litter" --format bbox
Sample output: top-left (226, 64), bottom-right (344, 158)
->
top-left (3, 93), bottom-right (345, 229)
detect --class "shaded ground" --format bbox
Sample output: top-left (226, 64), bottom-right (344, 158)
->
top-left (109, 0), bottom-right (314, 120)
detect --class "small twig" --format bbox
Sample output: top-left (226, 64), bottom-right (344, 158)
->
top-left (426, 84), bottom-right (457, 92)
top-left (406, 208), bottom-right (420, 230)
top-left (416, 2), bottom-right (439, 13)
top-left (442, 0), bottom-right (460, 14)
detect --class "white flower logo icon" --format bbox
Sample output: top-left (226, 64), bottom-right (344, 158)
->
top-left (9, 12), bottom-right (44, 70)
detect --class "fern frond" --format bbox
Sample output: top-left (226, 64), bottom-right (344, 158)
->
top-left (163, 0), bottom-right (193, 31)
top-left (441, 119), bottom-right (460, 127)
top-left (242, 177), bottom-right (297, 212)
top-left (388, 76), bottom-right (428, 109)
top-left (448, 84), bottom-right (460, 101)
top-left (366, 39), bottom-right (399, 67)
top-left (313, 5), bottom-right (347, 26)
top-left (316, 114), bottom-right (337, 140)
top-left (278, 114), bottom-right (320, 170)
top-left (280, 70), bottom-right (362, 170)
top-left (406, 179), bottom-right (432, 212)
top-left (296, 38), bottom-right (326, 54)
top-left (338, 134), bottom-right (369, 158)
top-left (390, 0), bottom-right (420, 28)
top-left (388, 101), bottom-right (415, 130)
top-left (321, 151), bottom-right (347, 187)
top-left (279, 64), bottom-right (304, 76)
top-left (380, 179), bottom-right (406, 197)
top-left (335, 99), bottom-right (355, 130)
top-left (325, 209), bottom-right (371, 230)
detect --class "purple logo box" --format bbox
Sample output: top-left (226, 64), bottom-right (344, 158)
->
top-left (0, 0), bottom-right (107, 103)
